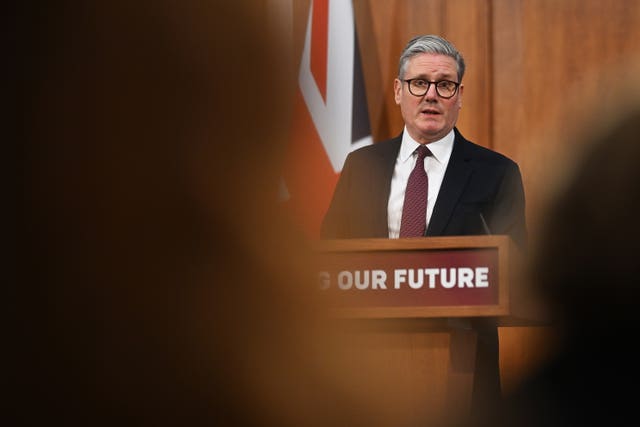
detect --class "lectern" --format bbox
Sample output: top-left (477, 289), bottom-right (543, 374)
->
top-left (313, 235), bottom-right (536, 424)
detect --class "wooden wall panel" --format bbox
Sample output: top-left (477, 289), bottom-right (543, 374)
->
top-left (443, 0), bottom-right (492, 147)
top-left (493, 0), bottom-right (640, 229)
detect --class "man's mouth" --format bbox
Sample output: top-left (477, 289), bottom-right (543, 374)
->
top-left (421, 108), bottom-right (440, 115)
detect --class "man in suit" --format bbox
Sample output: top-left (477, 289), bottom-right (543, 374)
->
top-left (321, 34), bottom-right (527, 415)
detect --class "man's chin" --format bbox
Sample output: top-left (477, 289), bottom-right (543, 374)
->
top-left (416, 125), bottom-right (445, 139)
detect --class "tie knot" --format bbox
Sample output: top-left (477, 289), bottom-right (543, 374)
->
top-left (416, 145), bottom-right (432, 160)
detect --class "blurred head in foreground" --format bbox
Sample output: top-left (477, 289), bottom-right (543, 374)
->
top-left (466, 80), bottom-right (640, 427)
top-left (532, 92), bottom-right (640, 346)
top-left (15, 1), bottom-right (412, 426)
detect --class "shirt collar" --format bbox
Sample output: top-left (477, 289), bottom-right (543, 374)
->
top-left (399, 127), bottom-right (455, 164)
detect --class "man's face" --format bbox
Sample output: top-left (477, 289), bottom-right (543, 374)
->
top-left (394, 53), bottom-right (463, 144)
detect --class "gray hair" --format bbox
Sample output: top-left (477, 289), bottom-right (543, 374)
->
top-left (398, 35), bottom-right (466, 82)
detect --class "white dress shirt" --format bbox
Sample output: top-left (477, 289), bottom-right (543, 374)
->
top-left (387, 128), bottom-right (455, 238)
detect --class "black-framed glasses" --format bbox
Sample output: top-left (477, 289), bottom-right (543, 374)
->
top-left (402, 79), bottom-right (460, 99)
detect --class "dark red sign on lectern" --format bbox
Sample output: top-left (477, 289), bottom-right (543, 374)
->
top-left (314, 235), bottom-right (516, 319)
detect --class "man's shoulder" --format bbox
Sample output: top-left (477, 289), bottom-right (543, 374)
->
top-left (346, 134), bottom-right (401, 160)
top-left (454, 129), bottom-right (517, 166)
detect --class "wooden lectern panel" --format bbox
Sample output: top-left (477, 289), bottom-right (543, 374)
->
top-left (331, 318), bottom-right (477, 424)
top-left (312, 236), bottom-right (522, 425)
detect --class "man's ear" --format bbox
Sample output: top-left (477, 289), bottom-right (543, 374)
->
top-left (394, 78), bottom-right (402, 105)
top-left (457, 83), bottom-right (464, 109)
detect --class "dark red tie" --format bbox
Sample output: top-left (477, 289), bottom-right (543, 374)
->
top-left (400, 145), bottom-right (431, 237)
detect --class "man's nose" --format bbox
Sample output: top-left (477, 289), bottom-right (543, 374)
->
top-left (424, 83), bottom-right (438, 100)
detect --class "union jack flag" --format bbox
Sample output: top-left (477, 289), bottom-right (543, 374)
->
top-left (281, 0), bottom-right (372, 238)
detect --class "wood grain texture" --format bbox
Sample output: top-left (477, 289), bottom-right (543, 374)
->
top-left (493, 0), bottom-right (640, 227)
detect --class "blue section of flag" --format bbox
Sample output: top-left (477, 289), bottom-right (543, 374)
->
top-left (351, 27), bottom-right (371, 144)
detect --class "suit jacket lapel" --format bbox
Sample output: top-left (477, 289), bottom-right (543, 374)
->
top-left (426, 129), bottom-right (473, 236)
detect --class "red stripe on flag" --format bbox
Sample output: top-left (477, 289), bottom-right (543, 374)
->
top-left (310, 0), bottom-right (328, 102)
top-left (283, 89), bottom-right (339, 238)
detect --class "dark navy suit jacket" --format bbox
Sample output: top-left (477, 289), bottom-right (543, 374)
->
top-left (321, 128), bottom-right (527, 249)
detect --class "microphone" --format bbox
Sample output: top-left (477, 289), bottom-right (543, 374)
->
top-left (479, 212), bottom-right (492, 235)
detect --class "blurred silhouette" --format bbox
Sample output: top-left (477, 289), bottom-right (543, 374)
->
top-left (455, 85), bottom-right (640, 426)
top-left (13, 1), bottom-right (420, 426)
